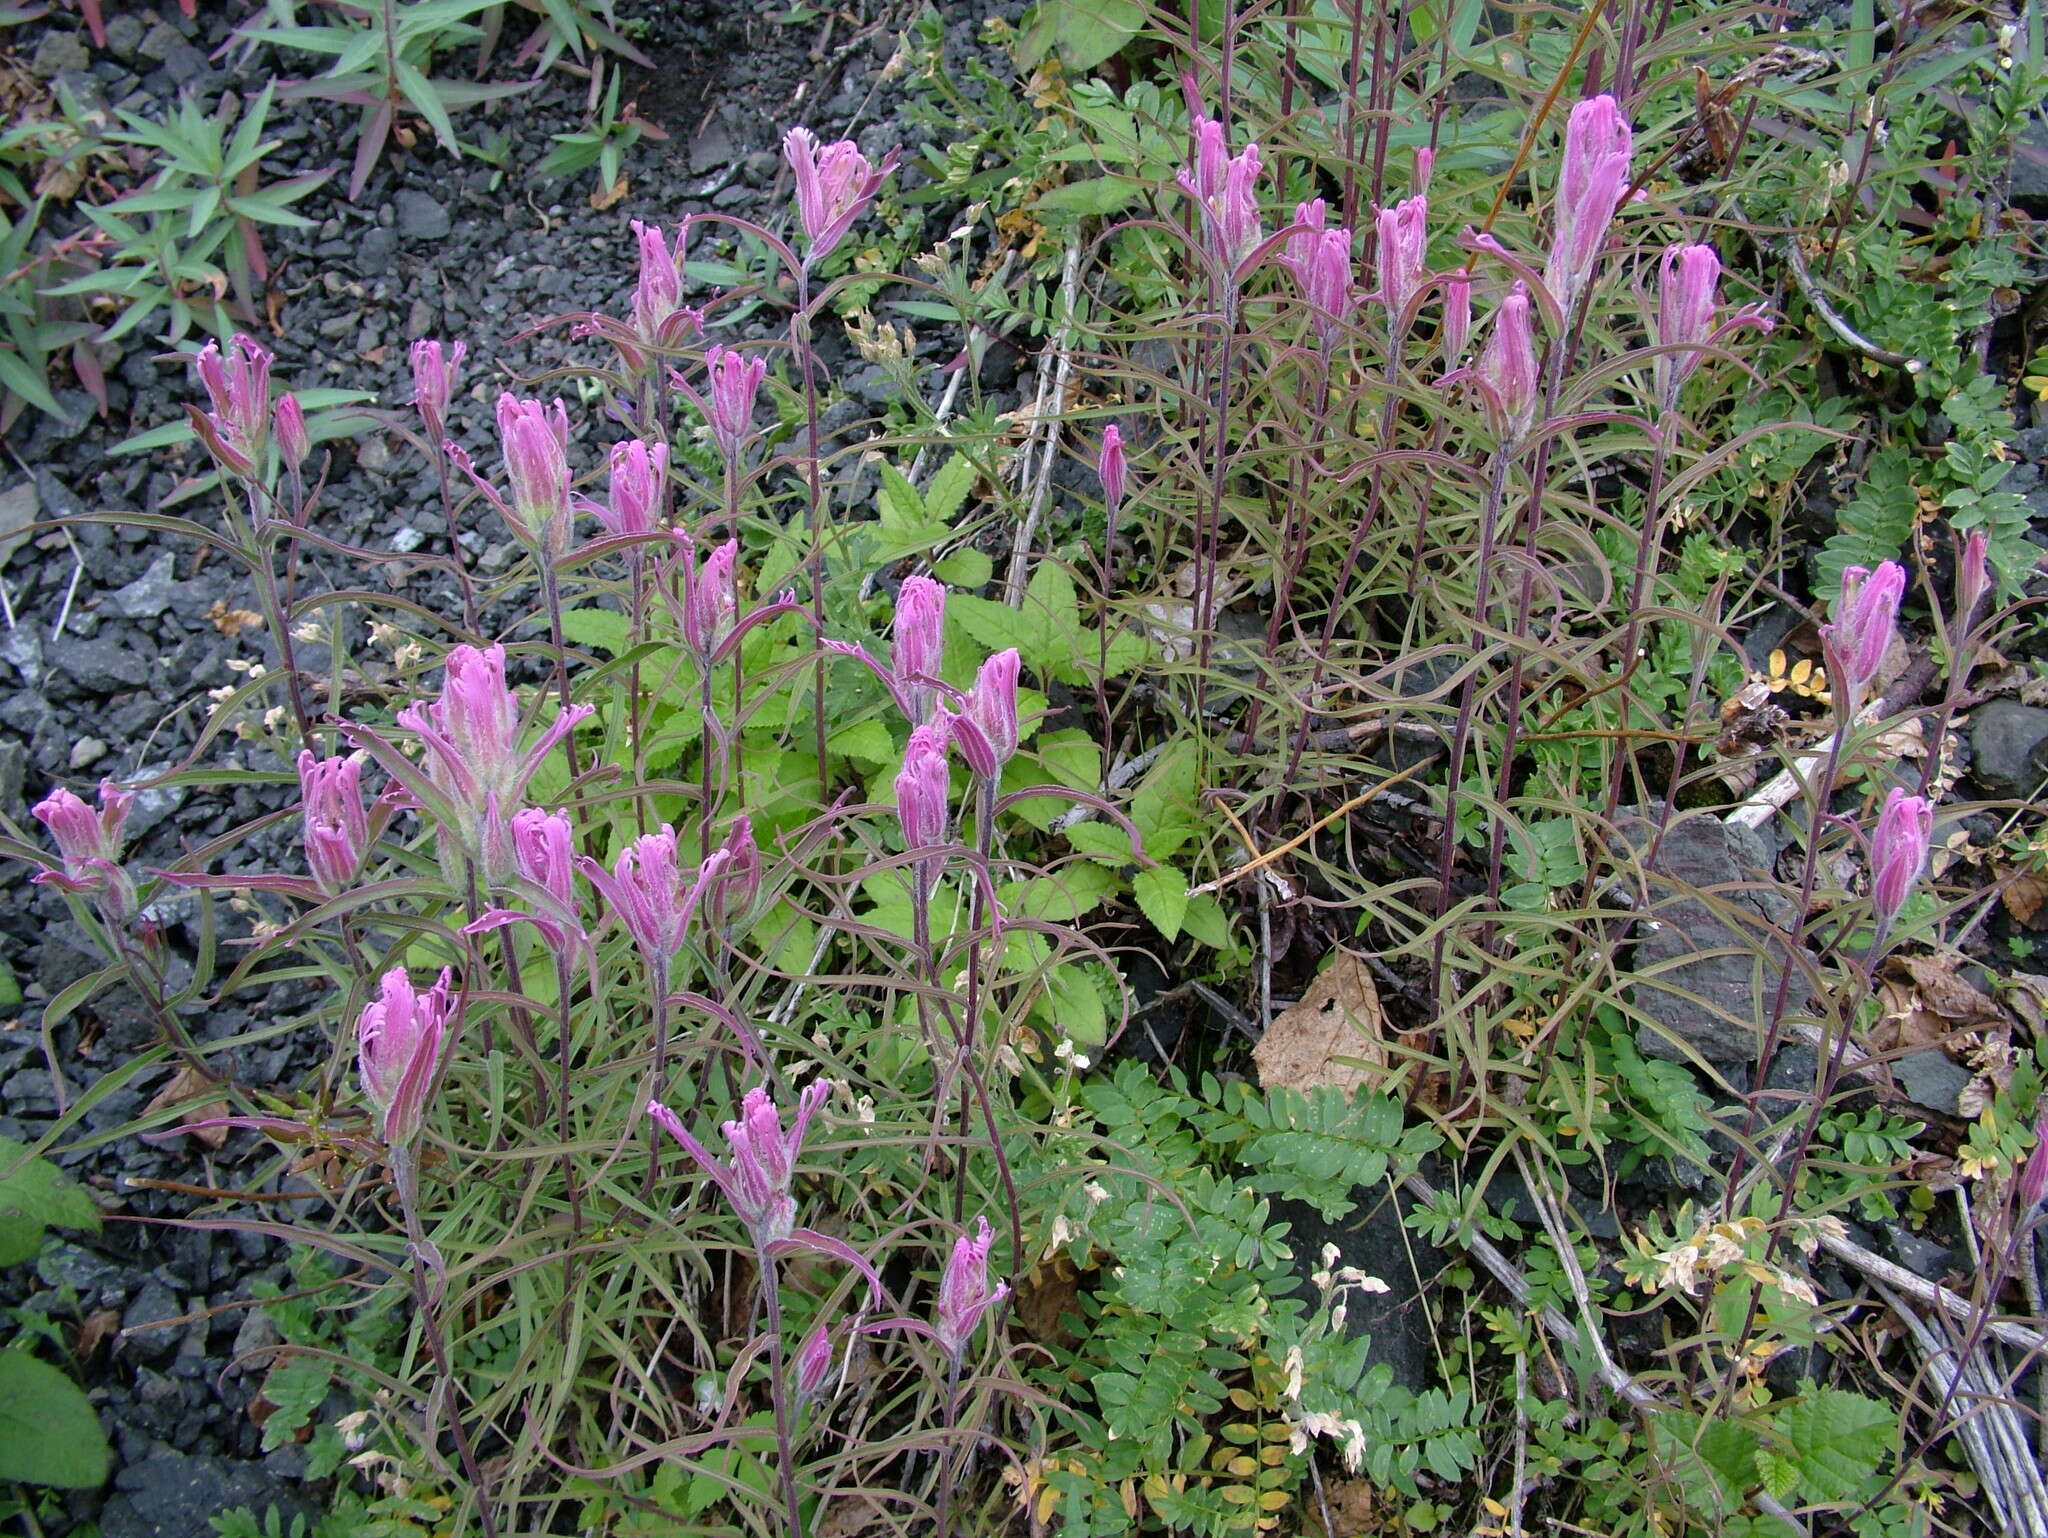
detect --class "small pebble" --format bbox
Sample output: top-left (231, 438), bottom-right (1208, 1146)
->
top-left (70, 736), bottom-right (107, 769)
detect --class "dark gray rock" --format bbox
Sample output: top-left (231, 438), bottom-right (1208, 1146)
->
top-left (121, 1279), bottom-right (183, 1363)
top-left (99, 1449), bottom-right (311, 1538)
top-left (1619, 811), bottom-right (1815, 1066)
top-left (1894, 1049), bottom-right (1972, 1116)
top-left (2010, 117), bottom-right (2048, 209)
top-left (357, 225), bottom-right (398, 275)
top-left (395, 190), bottom-right (450, 240)
top-left (54, 634), bottom-right (152, 693)
top-left (1274, 1185), bottom-right (1444, 1395)
top-left (30, 28), bottom-right (91, 79)
top-left (37, 1241), bottom-right (129, 1304)
top-left (1970, 701), bottom-right (2048, 799)
top-left (110, 552), bottom-right (178, 619)
top-left (104, 12), bottom-right (145, 61)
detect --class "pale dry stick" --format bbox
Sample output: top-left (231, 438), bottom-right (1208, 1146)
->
top-left (1047, 744), bottom-right (1166, 834)
top-left (1777, 236), bottom-right (1927, 374)
top-left (1509, 1353), bottom-right (1530, 1538)
top-left (1815, 1225), bottom-right (2048, 1354)
top-left (1187, 758), bottom-right (1437, 897)
top-left (1399, 1173), bottom-right (1809, 1536)
top-left (767, 927), bottom-right (836, 1030)
top-left (1728, 699), bottom-right (1884, 831)
top-left (1873, 1280), bottom-right (2048, 1537)
top-left (905, 251), bottom-right (1018, 487)
top-left (1001, 242), bottom-right (1083, 608)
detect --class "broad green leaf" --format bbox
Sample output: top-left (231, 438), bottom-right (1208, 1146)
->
top-left (1065, 821), bottom-right (1136, 864)
top-left (1034, 177), bottom-right (1139, 216)
top-left (1037, 962), bottom-right (1108, 1050)
top-left (827, 718), bottom-right (897, 765)
top-left (931, 547), bottom-right (993, 589)
top-left (1180, 893), bottom-right (1234, 951)
top-left (877, 463), bottom-right (925, 530)
top-left (0, 1351), bottom-right (111, 1487)
top-left (1133, 866), bottom-right (1189, 941)
top-left (0, 1137), bottom-right (98, 1265)
top-left (557, 608), bottom-right (632, 657)
top-left (1004, 862), bottom-right (1118, 923)
top-left (1774, 1389), bottom-right (1891, 1501)
top-left (923, 453), bottom-right (978, 525)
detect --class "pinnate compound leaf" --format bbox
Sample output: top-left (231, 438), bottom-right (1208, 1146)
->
top-left (0, 1352), bottom-right (111, 1487)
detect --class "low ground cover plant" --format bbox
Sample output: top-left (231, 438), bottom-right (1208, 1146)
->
top-left (7, 0), bottom-right (2048, 1535)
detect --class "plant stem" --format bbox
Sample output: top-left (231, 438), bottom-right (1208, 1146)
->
top-left (393, 1147), bottom-right (499, 1538)
top-left (759, 1253), bottom-right (808, 1538)
top-left (641, 960), bottom-right (672, 1201)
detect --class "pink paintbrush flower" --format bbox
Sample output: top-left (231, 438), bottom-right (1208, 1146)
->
top-left (599, 438), bottom-right (668, 538)
top-left (784, 127), bottom-right (900, 268)
top-left (703, 345), bottom-right (767, 463)
top-left (893, 575), bottom-right (946, 723)
top-left (934, 1215), bottom-right (1009, 1360)
top-left (1825, 562), bottom-right (1906, 703)
top-left (1477, 282), bottom-right (1540, 443)
top-left (895, 722), bottom-right (951, 855)
top-left (410, 339), bottom-right (465, 448)
top-left (30, 780), bottom-right (137, 919)
top-left (298, 750), bottom-right (370, 896)
top-left (647, 1082), bottom-right (827, 1247)
top-left (1099, 425), bottom-right (1127, 519)
top-left (1374, 193), bottom-right (1429, 332)
top-left (356, 966), bottom-right (454, 1149)
top-left (188, 335), bottom-right (272, 476)
top-left (579, 828), bottom-right (727, 969)
top-left (1545, 95), bottom-right (1633, 312)
top-left (951, 647), bottom-right (1020, 780)
top-left (1870, 788), bottom-right (1933, 926)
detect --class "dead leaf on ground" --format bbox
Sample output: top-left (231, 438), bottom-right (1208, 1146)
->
top-left (144, 1064), bottom-right (229, 1148)
top-left (207, 598), bottom-right (264, 637)
top-left (2003, 973), bottom-right (2048, 1034)
top-left (1893, 954), bottom-right (2003, 1024)
top-left (76, 1308), bottom-right (121, 1359)
top-left (1012, 1253), bottom-right (1084, 1348)
top-left (2004, 873), bottom-right (2048, 928)
top-left (589, 175), bottom-right (629, 211)
top-left (1301, 1477), bottom-right (1376, 1538)
top-left (1254, 951), bottom-right (1390, 1096)
top-left (816, 1497), bottom-right (889, 1538)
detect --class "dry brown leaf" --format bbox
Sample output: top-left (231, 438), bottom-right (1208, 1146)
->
top-left (2003, 973), bottom-right (2048, 1035)
top-left (589, 175), bottom-right (629, 211)
top-left (1894, 954), bottom-right (2003, 1024)
top-left (1871, 716), bottom-right (1925, 759)
top-left (1870, 977), bottom-right (1949, 1054)
top-left (1253, 951), bottom-right (1389, 1096)
top-left (1012, 1254), bottom-right (1084, 1348)
top-left (144, 1064), bottom-right (228, 1148)
top-left (207, 598), bottom-right (264, 637)
top-left (1301, 1478), bottom-right (1376, 1538)
top-left (76, 1308), bottom-right (121, 1359)
top-left (2004, 873), bottom-right (2048, 928)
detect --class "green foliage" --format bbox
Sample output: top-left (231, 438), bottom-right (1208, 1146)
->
top-left (0, 1349), bottom-right (111, 1487)
top-left (0, 1136), bottom-right (99, 1265)
top-left (537, 64), bottom-right (658, 194)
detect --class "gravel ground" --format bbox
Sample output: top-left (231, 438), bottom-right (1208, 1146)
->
top-left (0, 3), bottom-right (1021, 1531)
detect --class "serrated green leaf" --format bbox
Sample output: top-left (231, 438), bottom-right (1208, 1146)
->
top-left (556, 608), bottom-right (632, 657)
top-left (931, 547), bottom-right (993, 589)
top-left (1179, 893), bottom-right (1234, 951)
top-left (1774, 1388), bottom-right (1891, 1501)
top-left (923, 453), bottom-right (978, 525)
top-left (258, 1359), bottom-right (331, 1453)
top-left (1133, 865), bottom-right (1188, 941)
top-left (827, 718), bottom-right (897, 764)
top-left (1065, 821), bottom-right (1135, 864)
top-left (878, 462), bottom-right (924, 530)
top-left (0, 1137), bottom-right (99, 1264)
top-left (1004, 862), bottom-right (1118, 923)
top-left (1754, 1446), bottom-right (1799, 1504)
top-left (0, 1352), bottom-right (110, 1486)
